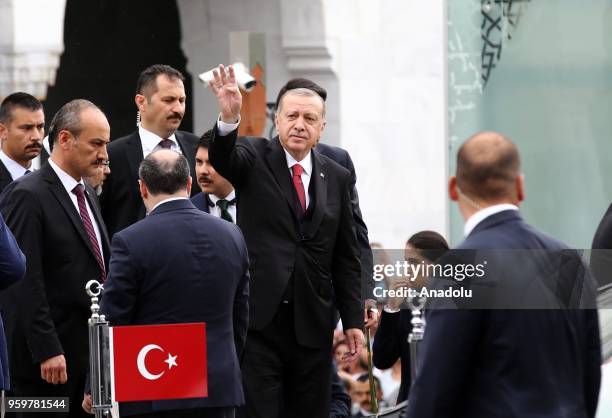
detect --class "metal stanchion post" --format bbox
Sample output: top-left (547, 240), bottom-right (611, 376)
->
top-left (86, 280), bottom-right (112, 418)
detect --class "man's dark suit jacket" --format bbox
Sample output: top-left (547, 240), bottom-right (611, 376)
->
top-left (191, 192), bottom-right (211, 213)
top-left (0, 212), bottom-right (25, 390)
top-left (315, 143), bottom-right (374, 301)
top-left (100, 130), bottom-right (199, 238)
top-left (0, 163), bottom-right (110, 385)
top-left (372, 310), bottom-right (412, 404)
top-left (405, 210), bottom-right (602, 418)
top-left (590, 203), bottom-right (612, 288)
top-left (209, 129), bottom-right (361, 348)
top-left (100, 199), bottom-right (249, 415)
top-left (0, 160), bottom-right (13, 194)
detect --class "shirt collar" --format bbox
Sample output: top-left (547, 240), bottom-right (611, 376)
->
top-left (464, 203), bottom-right (519, 237)
top-left (284, 149), bottom-right (312, 176)
top-left (0, 149), bottom-right (31, 180)
top-left (209, 189), bottom-right (236, 206)
top-left (48, 157), bottom-right (84, 196)
top-left (139, 126), bottom-right (177, 154)
top-left (150, 196), bottom-right (189, 214)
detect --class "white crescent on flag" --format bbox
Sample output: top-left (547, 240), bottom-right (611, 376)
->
top-left (137, 344), bottom-right (165, 380)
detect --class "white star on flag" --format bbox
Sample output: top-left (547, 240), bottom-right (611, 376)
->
top-left (164, 353), bottom-right (178, 369)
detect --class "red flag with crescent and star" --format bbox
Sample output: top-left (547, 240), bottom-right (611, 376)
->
top-left (110, 322), bottom-right (207, 402)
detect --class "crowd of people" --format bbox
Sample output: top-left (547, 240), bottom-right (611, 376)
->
top-left (0, 62), bottom-right (606, 418)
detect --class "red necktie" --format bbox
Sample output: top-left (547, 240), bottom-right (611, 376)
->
top-left (72, 184), bottom-right (106, 281)
top-left (291, 164), bottom-right (306, 213)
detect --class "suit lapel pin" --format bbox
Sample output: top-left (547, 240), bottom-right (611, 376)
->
top-left (320, 172), bottom-right (325, 178)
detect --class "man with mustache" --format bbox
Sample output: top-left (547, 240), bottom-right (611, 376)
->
top-left (100, 64), bottom-right (198, 238)
top-left (0, 99), bottom-right (110, 417)
top-left (191, 130), bottom-right (236, 223)
top-left (0, 92), bottom-right (45, 193)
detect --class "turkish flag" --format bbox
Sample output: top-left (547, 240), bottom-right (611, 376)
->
top-left (110, 323), bottom-right (207, 402)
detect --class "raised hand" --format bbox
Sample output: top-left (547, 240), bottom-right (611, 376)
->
top-left (208, 64), bottom-right (242, 124)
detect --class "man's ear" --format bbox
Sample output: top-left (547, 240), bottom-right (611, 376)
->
top-left (135, 94), bottom-right (147, 113)
top-left (516, 174), bottom-right (525, 203)
top-left (57, 130), bottom-right (73, 150)
top-left (449, 176), bottom-right (459, 202)
top-left (0, 122), bottom-right (7, 141)
top-left (186, 176), bottom-right (193, 195)
top-left (139, 179), bottom-right (148, 200)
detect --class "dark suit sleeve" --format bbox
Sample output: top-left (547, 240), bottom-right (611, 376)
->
top-left (342, 152), bottom-right (374, 303)
top-left (405, 309), bottom-right (484, 418)
top-left (332, 175), bottom-right (363, 331)
top-left (583, 309), bottom-right (601, 418)
top-left (208, 125), bottom-right (256, 186)
top-left (0, 212), bottom-right (25, 289)
top-left (330, 362), bottom-right (350, 418)
top-left (99, 234), bottom-right (139, 325)
top-left (372, 311), bottom-right (402, 370)
top-left (0, 185), bottom-right (63, 362)
top-left (233, 228), bottom-right (250, 359)
top-left (590, 203), bottom-right (612, 288)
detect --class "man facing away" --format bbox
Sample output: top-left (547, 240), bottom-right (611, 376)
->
top-left (100, 64), bottom-right (199, 238)
top-left (207, 65), bottom-right (363, 418)
top-left (0, 92), bottom-right (45, 193)
top-left (404, 131), bottom-right (602, 418)
top-left (0, 99), bottom-right (110, 418)
top-left (95, 149), bottom-right (249, 418)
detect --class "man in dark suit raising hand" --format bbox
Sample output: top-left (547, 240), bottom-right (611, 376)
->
top-left (207, 65), bottom-right (363, 418)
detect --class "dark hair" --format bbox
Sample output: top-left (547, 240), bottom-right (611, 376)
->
top-left (275, 78), bottom-right (327, 109)
top-left (0, 92), bottom-right (43, 124)
top-left (456, 132), bottom-right (520, 201)
top-left (136, 64), bottom-right (185, 99)
top-left (407, 230), bottom-right (449, 262)
top-left (138, 150), bottom-right (190, 195)
top-left (197, 129), bottom-right (213, 150)
top-left (355, 374), bottom-right (381, 390)
top-left (48, 99), bottom-right (102, 148)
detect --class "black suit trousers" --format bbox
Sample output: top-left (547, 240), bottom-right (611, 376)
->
top-left (240, 304), bottom-right (332, 418)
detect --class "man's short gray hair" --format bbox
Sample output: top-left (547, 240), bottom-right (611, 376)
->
top-left (276, 88), bottom-right (326, 118)
top-left (48, 99), bottom-right (102, 148)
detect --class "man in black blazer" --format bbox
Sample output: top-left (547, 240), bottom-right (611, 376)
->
top-left (191, 130), bottom-right (236, 222)
top-left (0, 99), bottom-right (110, 417)
top-left (207, 65), bottom-right (363, 418)
top-left (100, 64), bottom-right (199, 238)
top-left (275, 79), bottom-right (376, 313)
top-left (92, 150), bottom-right (248, 418)
top-left (405, 132), bottom-right (602, 418)
top-left (0, 92), bottom-right (45, 193)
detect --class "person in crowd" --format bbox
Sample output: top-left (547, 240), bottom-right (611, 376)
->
top-left (404, 131), bottom-right (602, 418)
top-left (0, 212), bottom-right (26, 394)
top-left (207, 65), bottom-right (363, 418)
top-left (191, 130), bottom-right (235, 222)
top-left (0, 93), bottom-right (45, 192)
top-left (85, 150), bottom-right (249, 418)
top-left (83, 162), bottom-right (110, 197)
top-left (100, 64), bottom-right (198, 238)
top-left (0, 99), bottom-right (110, 418)
top-left (372, 230), bottom-right (448, 404)
top-left (276, 78), bottom-right (377, 327)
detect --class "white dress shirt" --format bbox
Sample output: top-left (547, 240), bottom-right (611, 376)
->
top-left (0, 149), bottom-right (31, 180)
top-left (208, 189), bottom-right (237, 223)
top-left (464, 204), bottom-right (519, 237)
top-left (150, 197), bottom-right (189, 213)
top-left (48, 158), bottom-right (104, 257)
top-left (139, 126), bottom-right (182, 158)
